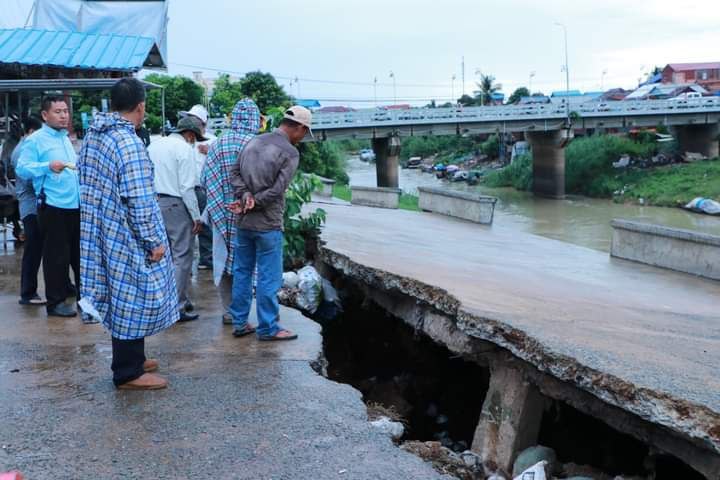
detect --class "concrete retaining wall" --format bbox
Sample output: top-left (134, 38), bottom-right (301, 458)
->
top-left (418, 187), bottom-right (497, 225)
top-left (351, 186), bottom-right (401, 209)
top-left (303, 173), bottom-right (336, 197)
top-left (611, 219), bottom-right (720, 280)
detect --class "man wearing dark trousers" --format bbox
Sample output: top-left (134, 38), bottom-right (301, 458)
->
top-left (11, 115), bottom-right (45, 306)
top-left (17, 97), bottom-right (80, 318)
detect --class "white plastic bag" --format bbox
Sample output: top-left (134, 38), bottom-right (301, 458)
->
top-left (513, 461), bottom-right (549, 480)
top-left (296, 266), bottom-right (322, 313)
top-left (685, 197), bottom-right (720, 215)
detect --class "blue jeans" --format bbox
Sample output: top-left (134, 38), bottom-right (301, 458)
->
top-left (230, 228), bottom-right (283, 337)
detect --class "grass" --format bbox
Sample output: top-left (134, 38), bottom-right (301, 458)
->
top-left (612, 158), bottom-right (720, 207)
top-left (332, 184), bottom-right (420, 212)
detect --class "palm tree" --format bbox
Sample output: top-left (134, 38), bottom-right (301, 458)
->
top-left (476, 73), bottom-right (502, 106)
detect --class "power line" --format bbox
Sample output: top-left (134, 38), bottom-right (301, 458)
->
top-left (170, 62), bottom-right (452, 88)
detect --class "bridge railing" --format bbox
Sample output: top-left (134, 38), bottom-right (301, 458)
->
top-left (311, 97), bottom-right (720, 129)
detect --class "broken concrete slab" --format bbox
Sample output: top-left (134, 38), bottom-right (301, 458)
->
top-left (313, 201), bottom-right (720, 478)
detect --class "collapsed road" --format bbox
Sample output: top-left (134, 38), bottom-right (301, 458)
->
top-left (307, 198), bottom-right (720, 479)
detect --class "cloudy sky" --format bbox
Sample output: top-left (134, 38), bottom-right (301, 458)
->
top-left (5, 0), bottom-right (720, 106)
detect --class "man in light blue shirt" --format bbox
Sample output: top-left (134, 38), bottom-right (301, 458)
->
top-left (17, 96), bottom-right (81, 318)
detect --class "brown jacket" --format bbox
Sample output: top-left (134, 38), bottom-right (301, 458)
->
top-left (230, 129), bottom-right (299, 232)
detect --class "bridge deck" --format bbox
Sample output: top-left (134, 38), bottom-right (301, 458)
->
top-left (313, 200), bottom-right (720, 453)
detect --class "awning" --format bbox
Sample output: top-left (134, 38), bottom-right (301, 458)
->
top-left (0, 78), bottom-right (161, 93)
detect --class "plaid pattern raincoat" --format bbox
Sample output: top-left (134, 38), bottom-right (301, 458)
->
top-left (202, 99), bottom-right (261, 277)
top-left (78, 112), bottom-right (178, 339)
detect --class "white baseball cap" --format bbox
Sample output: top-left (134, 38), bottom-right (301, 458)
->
top-left (283, 105), bottom-right (313, 137)
top-left (179, 104), bottom-right (209, 124)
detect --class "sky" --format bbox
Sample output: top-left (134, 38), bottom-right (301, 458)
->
top-left (4, 0), bottom-right (720, 107)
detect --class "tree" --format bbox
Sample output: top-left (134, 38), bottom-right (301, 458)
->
top-left (210, 71), bottom-right (291, 116)
top-left (457, 94), bottom-right (477, 107)
top-left (507, 87), bottom-right (530, 105)
top-left (238, 71), bottom-right (291, 112)
top-left (144, 73), bottom-right (204, 132)
top-left (476, 73), bottom-right (502, 106)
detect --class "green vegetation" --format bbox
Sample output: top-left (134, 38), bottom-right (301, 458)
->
top-left (507, 87), bottom-right (530, 105)
top-left (611, 159), bottom-right (720, 207)
top-left (331, 185), bottom-right (420, 212)
top-left (484, 153), bottom-right (533, 190)
top-left (298, 141), bottom-right (349, 185)
top-left (483, 133), bottom-right (720, 207)
top-left (144, 73), bottom-right (204, 132)
top-left (211, 71), bottom-right (291, 115)
top-left (284, 174), bottom-right (326, 268)
top-left (400, 133), bottom-right (503, 163)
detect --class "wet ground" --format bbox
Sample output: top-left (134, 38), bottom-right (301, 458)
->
top-left (347, 157), bottom-right (720, 251)
top-left (0, 249), bottom-right (447, 479)
top-left (312, 200), bottom-right (720, 452)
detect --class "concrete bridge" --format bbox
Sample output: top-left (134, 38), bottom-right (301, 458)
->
top-left (308, 98), bottom-right (720, 198)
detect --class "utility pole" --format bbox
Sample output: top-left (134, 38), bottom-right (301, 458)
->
top-left (389, 71), bottom-right (396, 105)
top-left (461, 56), bottom-right (465, 97)
top-left (475, 68), bottom-right (484, 106)
top-left (451, 74), bottom-right (456, 103)
top-left (294, 76), bottom-right (300, 98)
top-left (373, 77), bottom-right (378, 107)
top-left (555, 22), bottom-right (570, 122)
top-left (601, 69), bottom-right (607, 91)
top-left (529, 71), bottom-right (536, 93)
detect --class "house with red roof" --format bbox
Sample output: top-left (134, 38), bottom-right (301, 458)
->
top-left (662, 62), bottom-right (720, 92)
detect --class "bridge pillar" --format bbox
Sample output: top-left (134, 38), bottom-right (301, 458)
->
top-left (525, 129), bottom-right (573, 199)
top-left (372, 137), bottom-right (400, 188)
top-left (672, 123), bottom-right (719, 158)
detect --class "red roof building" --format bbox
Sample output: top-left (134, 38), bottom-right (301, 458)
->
top-left (662, 62), bottom-right (720, 92)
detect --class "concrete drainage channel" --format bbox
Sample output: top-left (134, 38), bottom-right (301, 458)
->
top-left (291, 256), bottom-right (716, 480)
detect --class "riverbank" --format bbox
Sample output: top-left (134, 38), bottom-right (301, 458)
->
top-left (486, 155), bottom-right (720, 207)
top-left (332, 184), bottom-right (420, 211)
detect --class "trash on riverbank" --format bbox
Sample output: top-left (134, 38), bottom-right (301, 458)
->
top-left (684, 197), bottom-right (720, 215)
top-left (400, 441), bottom-right (484, 480)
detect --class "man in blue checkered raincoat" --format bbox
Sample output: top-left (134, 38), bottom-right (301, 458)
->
top-left (78, 78), bottom-right (178, 390)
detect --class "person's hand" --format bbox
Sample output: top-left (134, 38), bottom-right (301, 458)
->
top-left (227, 200), bottom-right (243, 214)
top-left (149, 245), bottom-right (165, 262)
top-left (243, 194), bottom-right (255, 212)
top-left (49, 160), bottom-right (66, 173)
top-left (192, 220), bottom-right (203, 235)
top-left (198, 144), bottom-right (209, 155)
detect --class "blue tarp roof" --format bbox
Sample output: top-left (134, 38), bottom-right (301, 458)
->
top-left (296, 99), bottom-right (321, 108)
top-left (551, 90), bottom-right (583, 97)
top-left (0, 28), bottom-right (161, 72)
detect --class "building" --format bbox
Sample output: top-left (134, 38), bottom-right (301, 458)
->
top-left (662, 63), bottom-right (720, 93)
top-left (624, 83), bottom-right (707, 101)
top-left (191, 71), bottom-right (241, 102)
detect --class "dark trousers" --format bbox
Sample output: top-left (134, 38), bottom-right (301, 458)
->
top-left (111, 337), bottom-right (146, 387)
top-left (195, 186), bottom-right (212, 266)
top-left (20, 214), bottom-right (44, 300)
top-left (38, 205), bottom-right (80, 310)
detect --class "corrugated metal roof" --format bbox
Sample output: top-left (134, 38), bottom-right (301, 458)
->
top-left (667, 62), bottom-right (720, 72)
top-left (0, 28), bottom-right (162, 72)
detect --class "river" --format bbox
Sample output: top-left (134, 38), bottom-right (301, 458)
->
top-left (346, 157), bottom-right (720, 252)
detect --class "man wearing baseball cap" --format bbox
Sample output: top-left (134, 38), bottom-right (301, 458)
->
top-left (180, 105), bottom-right (216, 272)
top-left (147, 116), bottom-right (207, 322)
top-left (227, 105), bottom-right (312, 341)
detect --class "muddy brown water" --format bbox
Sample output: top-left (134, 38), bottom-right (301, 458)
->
top-left (346, 157), bottom-right (720, 252)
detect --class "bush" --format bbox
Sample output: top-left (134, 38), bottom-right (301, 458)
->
top-left (565, 135), bottom-right (655, 196)
top-left (483, 153), bottom-right (532, 190)
top-left (480, 134), bottom-right (500, 158)
top-left (298, 141), bottom-right (349, 185)
top-left (283, 174), bottom-right (326, 268)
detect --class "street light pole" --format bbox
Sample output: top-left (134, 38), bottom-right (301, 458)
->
top-left (474, 68), bottom-right (484, 106)
top-left (601, 69), bottom-right (608, 91)
top-left (555, 22), bottom-right (570, 122)
top-left (389, 71), bottom-right (396, 105)
top-left (529, 71), bottom-right (536, 93)
top-left (373, 77), bottom-right (378, 107)
top-left (451, 74), bottom-right (456, 103)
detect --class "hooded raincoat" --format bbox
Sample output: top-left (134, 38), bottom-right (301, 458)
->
top-left (202, 99), bottom-right (261, 285)
top-left (78, 112), bottom-right (178, 339)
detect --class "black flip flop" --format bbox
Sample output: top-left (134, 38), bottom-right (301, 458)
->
top-left (258, 329), bottom-right (298, 342)
top-left (232, 325), bottom-right (257, 338)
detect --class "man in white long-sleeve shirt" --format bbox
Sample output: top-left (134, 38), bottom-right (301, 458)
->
top-left (147, 116), bottom-right (206, 322)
